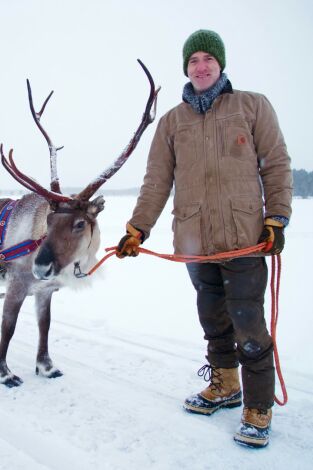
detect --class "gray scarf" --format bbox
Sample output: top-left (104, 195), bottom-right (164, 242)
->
top-left (182, 73), bottom-right (228, 114)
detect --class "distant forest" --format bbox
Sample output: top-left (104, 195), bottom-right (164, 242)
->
top-left (1, 170), bottom-right (312, 198)
top-left (292, 169), bottom-right (313, 198)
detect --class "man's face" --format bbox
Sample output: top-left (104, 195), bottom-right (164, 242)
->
top-left (187, 51), bottom-right (221, 94)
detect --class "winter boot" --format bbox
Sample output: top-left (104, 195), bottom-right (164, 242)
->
top-left (184, 365), bottom-right (242, 415)
top-left (234, 407), bottom-right (272, 448)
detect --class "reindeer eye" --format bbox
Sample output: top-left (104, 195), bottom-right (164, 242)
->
top-left (73, 220), bottom-right (86, 231)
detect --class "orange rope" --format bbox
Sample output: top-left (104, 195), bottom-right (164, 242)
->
top-left (87, 243), bottom-right (287, 406)
top-left (271, 254), bottom-right (288, 405)
top-left (90, 242), bottom-right (267, 270)
top-left (87, 249), bottom-right (117, 276)
top-left (87, 243), bottom-right (267, 275)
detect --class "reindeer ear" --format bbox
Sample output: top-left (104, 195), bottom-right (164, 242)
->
top-left (87, 195), bottom-right (105, 217)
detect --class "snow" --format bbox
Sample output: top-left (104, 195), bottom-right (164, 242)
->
top-left (0, 195), bottom-right (312, 470)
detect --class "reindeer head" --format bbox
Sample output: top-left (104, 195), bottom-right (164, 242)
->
top-left (33, 197), bottom-right (104, 280)
top-left (1, 60), bottom-right (160, 281)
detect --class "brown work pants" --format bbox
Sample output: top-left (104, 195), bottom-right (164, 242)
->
top-left (187, 257), bottom-right (274, 409)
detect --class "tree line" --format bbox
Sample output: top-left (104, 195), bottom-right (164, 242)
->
top-left (292, 169), bottom-right (313, 198)
top-left (1, 170), bottom-right (312, 198)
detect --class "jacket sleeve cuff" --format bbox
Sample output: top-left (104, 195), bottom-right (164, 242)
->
top-left (268, 215), bottom-right (289, 227)
top-left (271, 215), bottom-right (289, 227)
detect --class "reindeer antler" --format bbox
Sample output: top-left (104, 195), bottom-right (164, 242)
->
top-left (1, 60), bottom-right (159, 205)
top-left (27, 79), bottom-right (64, 193)
top-left (0, 80), bottom-right (70, 202)
top-left (0, 144), bottom-right (72, 202)
top-left (77, 59), bottom-right (160, 201)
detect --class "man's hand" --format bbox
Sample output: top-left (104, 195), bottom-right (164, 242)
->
top-left (116, 223), bottom-right (144, 258)
top-left (258, 218), bottom-right (285, 254)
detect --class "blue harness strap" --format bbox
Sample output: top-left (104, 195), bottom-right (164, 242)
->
top-left (0, 200), bottom-right (18, 246)
top-left (0, 237), bottom-right (46, 261)
top-left (0, 199), bottom-right (46, 262)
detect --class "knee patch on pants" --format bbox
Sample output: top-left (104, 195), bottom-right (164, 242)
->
top-left (242, 339), bottom-right (262, 358)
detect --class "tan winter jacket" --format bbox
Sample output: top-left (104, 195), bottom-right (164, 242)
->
top-left (129, 88), bottom-right (292, 255)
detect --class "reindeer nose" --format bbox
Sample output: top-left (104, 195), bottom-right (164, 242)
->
top-left (33, 242), bottom-right (57, 280)
top-left (32, 262), bottom-right (54, 280)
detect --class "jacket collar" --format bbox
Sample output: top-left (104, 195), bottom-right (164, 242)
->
top-left (221, 79), bottom-right (233, 95)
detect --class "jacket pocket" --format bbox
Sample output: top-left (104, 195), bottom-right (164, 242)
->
top-left (173, 127), bottom-right (198, 168)
top-left (231, 197), bottom-right (264, 248)
top-left (172, 204), bottom-right (203, 255)
top-left (218, 117), bottom-right (255, 159)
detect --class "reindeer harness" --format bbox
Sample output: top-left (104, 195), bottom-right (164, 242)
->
top-left (0, 199), bottom-right (45, 262)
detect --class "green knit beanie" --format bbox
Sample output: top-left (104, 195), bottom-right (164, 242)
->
top-left (183, 30), bottom-right (226, 76)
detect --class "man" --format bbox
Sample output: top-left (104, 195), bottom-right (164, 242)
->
top-left (117, 30), bottom-right (292, 448)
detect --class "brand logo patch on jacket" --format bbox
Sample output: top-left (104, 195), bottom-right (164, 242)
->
top-left (237, 135), bottom-right (246, 145)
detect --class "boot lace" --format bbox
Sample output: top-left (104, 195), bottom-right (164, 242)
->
top-left (197, 364), bottom-right (222, 392)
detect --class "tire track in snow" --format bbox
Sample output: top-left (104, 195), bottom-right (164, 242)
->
top-left (0, 408), bottom-right (102, 470)
top-left (1, 339), bottom-right (231, 470)
top-left (17, 310), bottom-right (202, 364)
top-left (7, 337), bottom-right (184, 403)
top-left (14, 311), bottom-right (313, 398)
top-left (0, 437), bottom-right (50, 470)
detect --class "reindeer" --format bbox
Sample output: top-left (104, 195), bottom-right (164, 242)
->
top-left (0, 60), bottom-right (159, 387)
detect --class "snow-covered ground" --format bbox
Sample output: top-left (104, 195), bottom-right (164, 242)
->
top-left (0, 195), bottom-right (312, 470)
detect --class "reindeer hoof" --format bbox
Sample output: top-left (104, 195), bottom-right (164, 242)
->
top-left (36, 365), bottom-right (63, 379)
top-left (1, 374), bottom-right (23, 388)
top-left (47, 369), bottom-right (63, 379)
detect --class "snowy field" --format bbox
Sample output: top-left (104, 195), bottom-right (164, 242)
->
top-left (0, 195), bottom-right (312, 470)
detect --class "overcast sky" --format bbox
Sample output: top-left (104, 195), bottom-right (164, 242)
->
top-left (1, 0), bottom-right (312, 191)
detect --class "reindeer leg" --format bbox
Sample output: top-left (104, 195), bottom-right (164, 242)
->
top-left (35, 289), bottom-right (63, 379)
top-left (0, 286), bottom-right (27, 387)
